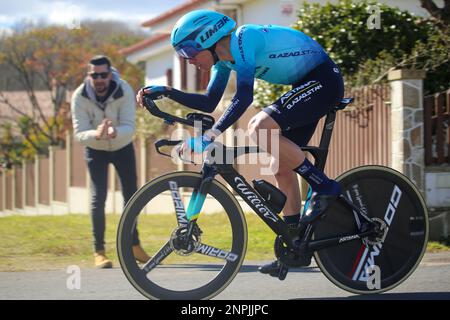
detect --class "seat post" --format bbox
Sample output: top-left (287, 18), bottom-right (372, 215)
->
top-left (315, 110), bottom-right (337, 171)
top-left (319, 110), bottom-right (337, 150)
top-left (305, 97), bottom-right (352, 171)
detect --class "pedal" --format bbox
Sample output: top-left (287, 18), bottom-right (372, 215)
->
top-left (259, 260), bottom-right (289, 280)
top-left (278, 263), bottom-right (289, 281)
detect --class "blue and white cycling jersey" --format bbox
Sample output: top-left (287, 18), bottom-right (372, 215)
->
top-left (221, 24), bottom-right (328, 85)
top-left (166, 24), bottom-right (332, 134)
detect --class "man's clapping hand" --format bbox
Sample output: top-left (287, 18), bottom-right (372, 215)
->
top-left (95, 119), bottom-right (117, 140)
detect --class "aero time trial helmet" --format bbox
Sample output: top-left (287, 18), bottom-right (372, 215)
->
top-left (171, 10), bottom-right (236, 59)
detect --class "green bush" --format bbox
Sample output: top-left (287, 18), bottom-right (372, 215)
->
top-left (294, 0), bottom-right (429, 75)
top-left (254, 0), bottom-right (449, 107)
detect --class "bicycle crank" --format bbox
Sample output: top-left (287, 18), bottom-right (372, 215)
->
top-left (274, 235), bottom-right (312, 268)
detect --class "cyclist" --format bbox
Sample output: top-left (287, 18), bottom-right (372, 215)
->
top-left (136, 10), bottom-right (344, 279)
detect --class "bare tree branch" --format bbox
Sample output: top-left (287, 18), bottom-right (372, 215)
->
top-left (0, 92), bottom-right (31, 118)
top-left (21, 128), bottom-right (44, 153)
top-left (0, 91), bottom-right (53, 142)
top-left (6, 42), bottom-right (54, 136)
top-left (420, 0), bottom-right (440, 16)
top-left (0, 115), bottom-right (18, 122)
top-left (420, 0), bottom-right (450, 25)
top-left (371, 52), bottom-right (424, 84)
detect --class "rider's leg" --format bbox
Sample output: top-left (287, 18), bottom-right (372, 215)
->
top-left (253, 58), bottom-right (345, 277)
top-left (248, 113), bottom-right (340, 198)
top-left (248, 114), bottom-right (305, 168)
top-left (271, 157), bottom-right (301, 221)
top-left (251, 113), bottom-right (330, 276)
top-left (259, 162), bottom-right (302, 278)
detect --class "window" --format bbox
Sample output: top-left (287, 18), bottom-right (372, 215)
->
top-left (195, 69), bottom-right (210, 91)
top-left (179, 56), bottom-right (187, 90)
top-left (166, 68), bottom-right (173, 87)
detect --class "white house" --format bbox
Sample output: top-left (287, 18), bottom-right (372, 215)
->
top-left (121, 0), bottom-right (430, 102)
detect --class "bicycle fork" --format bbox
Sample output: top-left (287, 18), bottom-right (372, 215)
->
top-left (182, 165), bottom-right (216, 245)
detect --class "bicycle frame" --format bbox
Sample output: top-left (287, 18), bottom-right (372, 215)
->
top-left (184, 149), bottom-right (378, 255)
top-left (143, 96), bottom-right (378, 255)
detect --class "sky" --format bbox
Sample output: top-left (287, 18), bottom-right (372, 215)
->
top-left (0, 0), bottom-right (186, 32)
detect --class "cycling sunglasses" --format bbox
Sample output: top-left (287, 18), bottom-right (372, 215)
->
top-left (89, 72), bottom-right (110, 80)
top-left (175, 40), bottom-right (203, 59)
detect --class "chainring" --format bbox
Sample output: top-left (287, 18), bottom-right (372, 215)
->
top-left (274, 236), bottom-right (312, 268)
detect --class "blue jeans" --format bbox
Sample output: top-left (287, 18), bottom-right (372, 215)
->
top-left (85, 143), bottom-right (140, 252)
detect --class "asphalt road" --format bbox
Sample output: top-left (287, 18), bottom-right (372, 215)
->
top-left (1, 252), bottom-right (450, 300)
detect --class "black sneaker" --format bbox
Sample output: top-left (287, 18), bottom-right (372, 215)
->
top-left (258, 260), bottom-right (289, 280)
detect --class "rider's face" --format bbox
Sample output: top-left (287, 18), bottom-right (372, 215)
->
top-left (187, 50), bottom-right (214, 71)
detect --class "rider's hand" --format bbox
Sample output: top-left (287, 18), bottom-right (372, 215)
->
top-left (178, 135), bottom-right (213, 158)
top-left (136, 85), bottom-right (170, 108)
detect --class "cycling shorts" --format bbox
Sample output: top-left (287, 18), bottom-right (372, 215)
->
top-left (262, 58), bottom-right (344, 147)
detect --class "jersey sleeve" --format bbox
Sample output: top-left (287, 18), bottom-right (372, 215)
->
top-left (212, 26), bottom-right (264, 134)
top-left (166, 62), bottom-right (231, 113)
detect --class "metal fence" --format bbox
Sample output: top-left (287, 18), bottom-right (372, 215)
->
top-left (309, 85), bottom-right (392, 178)
top-left (0, 84), bottom-right (395, 215)
top-left (424, 89), bottom-right (450, 165)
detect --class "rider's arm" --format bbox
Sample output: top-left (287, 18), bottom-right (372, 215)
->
top-left (210, 26), bottom-right (263, 135)
top-left (165, 62), bottom-right (231, 113)
top-left (211, 72), bottom-right (254, 135)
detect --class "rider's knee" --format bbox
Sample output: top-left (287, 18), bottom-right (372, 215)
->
top-left (272, 163), bottom-right (293, 180)
top-left (247, 116), bottom-right (262, 136)
top-left (248, 115), bottom-right (269, 141)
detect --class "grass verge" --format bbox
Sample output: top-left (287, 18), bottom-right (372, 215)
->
top-left (0, 214), bottom-right (448, 272)
top-left (0, 213), bottom-right (275, 272)
top-left (427, 237), bottom-right (450, 253)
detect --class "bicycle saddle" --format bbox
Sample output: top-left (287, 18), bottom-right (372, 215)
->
top-left (334, 97), bottom-right (354, 110)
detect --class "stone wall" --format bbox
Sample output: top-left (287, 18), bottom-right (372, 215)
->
top-left (388, 69), bottom-right (426, 194)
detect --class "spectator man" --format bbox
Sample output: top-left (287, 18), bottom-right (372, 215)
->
top-left (71, 55), bottom-right (150, 268)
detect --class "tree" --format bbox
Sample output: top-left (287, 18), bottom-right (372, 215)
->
top-left (358, 0), bottom-right (450, 92)
top-left (135, 99), bottom-right (191, 139)
top-left (416, 0), bottom-right (450, 92)
top-left (0, 123), bottom-right (26, 169)
top-left (81, 19), bottom-right (150, 48)
top-left (294, 0), bottom-right (429, 76)
top-left (0, 26), bottom-right (93, 157)
top-left (419, 0), bottom-right (450, 26)
top-left (0, 22), bottom-right (146, 166)
top-left (80, 20), bottom-right (147, 91)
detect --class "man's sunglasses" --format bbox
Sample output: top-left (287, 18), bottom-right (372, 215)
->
top-left (89, 72), bottom-right (110, 80)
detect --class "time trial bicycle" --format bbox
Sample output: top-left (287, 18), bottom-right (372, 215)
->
top-left (117, 96), bottom-right (429, 300)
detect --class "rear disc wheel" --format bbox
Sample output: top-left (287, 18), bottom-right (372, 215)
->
top-left (313, 165), bottom-right (429, 294)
